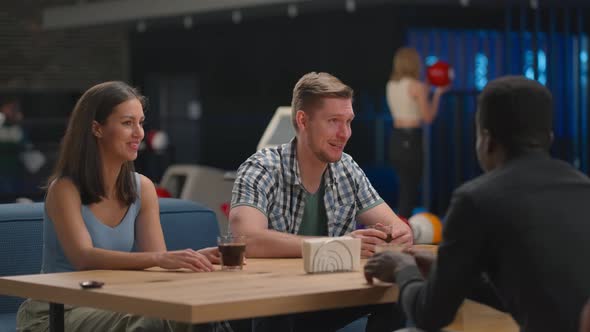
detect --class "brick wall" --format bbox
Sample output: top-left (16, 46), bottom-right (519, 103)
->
top-left (0, 1), bottom-right (129, 91)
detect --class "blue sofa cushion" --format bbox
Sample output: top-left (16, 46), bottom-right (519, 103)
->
top-left (0, 313), bottom-right (16, 332)
top-left (158, 198), bottom-right (220, 250)
top-left (0, 203), bottom-right (44, 315)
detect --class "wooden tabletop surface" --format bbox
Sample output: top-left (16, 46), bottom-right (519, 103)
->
top-left (0, 258), bottom-right (396, 323)
top-left (0, 248), bottom-right (518, 331)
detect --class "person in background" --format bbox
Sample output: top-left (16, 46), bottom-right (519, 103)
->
top-left (386, 47), bottom-right (449, 218)
top-left (16, 81), bottom-right (232, 332)
top-left (365, 76), bottom-right (590, 332)
top-left (0, 97), bottom-right (25, 195)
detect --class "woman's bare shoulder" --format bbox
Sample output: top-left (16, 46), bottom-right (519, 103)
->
top-left (45, 177), bottom-right (82, 210)
top-left (47, 177), bottom-right (78, 196)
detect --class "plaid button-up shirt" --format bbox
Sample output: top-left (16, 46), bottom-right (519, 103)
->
top-left (231, 138), bottom-right (384, 236)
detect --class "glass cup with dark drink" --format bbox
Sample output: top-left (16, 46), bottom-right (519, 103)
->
top-left (217, 235), bottom-right (246, 271)
top-left (367, 224), bottom-right (393, 243)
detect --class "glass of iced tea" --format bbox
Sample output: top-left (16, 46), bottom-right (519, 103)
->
top-left (217, 235), bottom-right (246, 271)
top-left (367, 224), bottom-right (393, 243)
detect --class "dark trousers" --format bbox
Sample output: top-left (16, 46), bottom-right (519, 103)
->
top-left (252, 303), bottom-right (405, 332)
top-left (389, 128), bottom-right (423, 218)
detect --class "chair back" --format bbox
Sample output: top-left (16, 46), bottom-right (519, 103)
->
top-left (159, 198), bottom-right (220, 250)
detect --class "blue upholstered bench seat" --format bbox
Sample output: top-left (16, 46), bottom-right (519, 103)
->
top-left (0, 312), bottom-right (17, 332)
top-left (0, 198), bottom-right (219, 331)
top-left (0, 202), bottom-right (44, 332)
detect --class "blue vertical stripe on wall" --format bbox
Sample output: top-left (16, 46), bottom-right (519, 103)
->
top-left (549, 8), bottom-right (557, 91)
top-left (538, 36), bottom-right (548, 85)
top-left (565, 8), bottom-right (578, 166)
top-left (456, 31), bottom-right (465, 89)
top-left (488, 31), bottom-right (496, 82)
top-left (552, 11), bottom-right (565, 139)
top-left (580, 35), bottom-right (588, 173)
top-left (511, 32), bottom-right (520, 79)
top-left (533, 6), bottom-right (541, 81)
top-left (505, 7), bottom-right (513, 75)
top-left (467, 31), bottom-right (476, 90)
top-left (519, 5), bottom-right (527, 75)
top-left (523, 32), bottom-right (534, 80)
top-left (474, 32), bottom-right (487, 91)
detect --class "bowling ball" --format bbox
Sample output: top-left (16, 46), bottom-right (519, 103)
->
top-left (155, 186), bottom-right (172, 198)
top-left (146, 130), bottom-right (169, 152)
top-left (409, 212), bottom-right (442, 244)
top-left (426, 61), bottom-right (454, 87)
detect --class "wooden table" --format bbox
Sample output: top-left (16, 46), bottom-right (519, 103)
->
top-left (0, 256), bottom-right (518, 332)
top-left (448, 300), bottom-right (518, 332)
top-left (0, 259), bottom-right (396, 331)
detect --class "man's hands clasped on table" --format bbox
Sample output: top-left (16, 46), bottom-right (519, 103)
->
top-left (351, 222), bottom-right (413, 258)
top-left (350, 227), bottom-right (389, 258)
top-left (364, 246), bottom-right (437, 284)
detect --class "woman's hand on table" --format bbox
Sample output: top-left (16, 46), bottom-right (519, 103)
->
top-left (197, 246), bottom-right (248, 266)
top-left (156, 249), bottom-right (214, 272)
top-left (197, 247), bottom-right (222, 264)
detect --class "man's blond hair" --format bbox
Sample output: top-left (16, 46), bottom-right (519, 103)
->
top-left (291, 72), bottom-right (353, 131)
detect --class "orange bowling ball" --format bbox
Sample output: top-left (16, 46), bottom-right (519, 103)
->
top-left (409, 212), bottom-right (442, 244)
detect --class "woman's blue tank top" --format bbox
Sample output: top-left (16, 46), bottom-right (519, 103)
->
top-left (41, 173), bottom-right (142, 273)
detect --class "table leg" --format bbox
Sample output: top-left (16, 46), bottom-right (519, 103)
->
top-left (49, 302), bottom-right (64, 332)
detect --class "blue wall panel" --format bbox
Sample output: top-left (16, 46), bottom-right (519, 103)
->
top-left (397, 26), bottom-right (589, 213)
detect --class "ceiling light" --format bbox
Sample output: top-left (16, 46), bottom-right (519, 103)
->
top-left (232, 10), bottom-right (242, 24)
top-left (287, 4), bottom-right (298, 18)
top-left (136, 20), bottom-right (146, 32)
top-left (345, 0), bottom-right (356, 13)
top-left (183, 16), bottom-right (193, 29)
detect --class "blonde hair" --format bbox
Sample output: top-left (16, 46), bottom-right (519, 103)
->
top-left (291, 72), bottom-right (353, 131)
top-left (390, 47), bottom-right (421, 81)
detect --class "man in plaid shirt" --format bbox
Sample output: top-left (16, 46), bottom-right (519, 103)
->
top-left (230, 72), bottom-right (412, 331)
